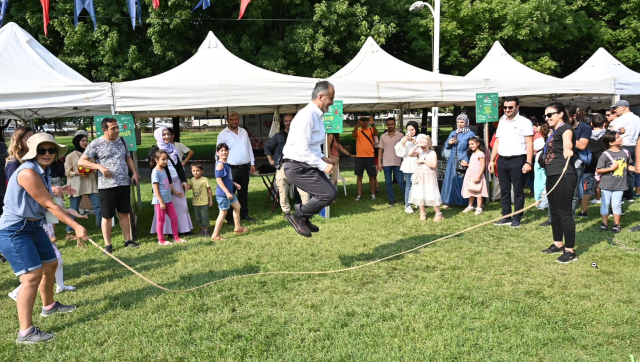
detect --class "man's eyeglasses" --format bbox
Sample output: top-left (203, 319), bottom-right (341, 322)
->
top-left (544, 111), bottom-right (560, 119)
top-left (37, 148), bottom-right (57, 155)
top-left (503, 106), bottom-right (515, 110)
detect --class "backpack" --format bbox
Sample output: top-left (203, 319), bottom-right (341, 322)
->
top-left (595, 149), bottom-right (629, 182)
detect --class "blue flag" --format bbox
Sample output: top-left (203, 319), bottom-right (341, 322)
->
top-left (127, 0), bottom-right (142, 29)
top-left (74, 0), bottom-right (96, 30)
top-left (191, 0), bottom-right (210, 12)
top-left (0, 0), bottom-right (8, 28)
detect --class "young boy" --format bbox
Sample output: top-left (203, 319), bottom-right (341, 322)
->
top-left (597, 130), bottom-right (634, 233)
top-left (189, 163), bottom-right (213, 236)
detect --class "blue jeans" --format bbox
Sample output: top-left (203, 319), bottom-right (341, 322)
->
top-left (403, 172), bottom-right (413, 207)
top-left (601, 190), bottom-right (623, 216)
top-left (66, 193), bottom-right (102, 233)
top-left (383, 166), bottom-right (405, 202)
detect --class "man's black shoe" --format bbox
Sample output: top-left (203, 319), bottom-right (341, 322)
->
top-left (124, 240), bottom-right (140, 248)
top-left (539, 219), bottom-right (552, 227)
top-left (104, 245), bottom-right (113, 254)
top-left (305, 218), bottom-right (319, 233)
top-left (388, 200), bottom-right (396, 206)
top-left (287, 214), bottom-right (312, 237)
top-left (493, 218), bottom-right (512, 226)
top-left (241, 216), bottom-right (257, 222)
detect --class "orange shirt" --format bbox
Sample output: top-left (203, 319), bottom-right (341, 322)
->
top-left (355, 127), bottom-right (375, 157)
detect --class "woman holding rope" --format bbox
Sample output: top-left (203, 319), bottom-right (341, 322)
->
top-left (539, 102), bottom-right (578, 263)
top-left (0, 133), bottom-right (88, 344)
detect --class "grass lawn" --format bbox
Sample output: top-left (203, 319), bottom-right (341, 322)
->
top-left (1, 131), bottom-right (638, 360)
top-left (1, 169), bottom-right (639, 360)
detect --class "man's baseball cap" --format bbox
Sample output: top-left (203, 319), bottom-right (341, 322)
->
top-left (613, 100), bottom-right (630, 108)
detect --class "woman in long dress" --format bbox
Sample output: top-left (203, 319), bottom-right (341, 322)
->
top-left (441, 114), bottom-right (476, 206)
top-left (150, 127), bottom-right (193, 236)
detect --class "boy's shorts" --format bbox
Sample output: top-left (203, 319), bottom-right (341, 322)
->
top-left (216, 195), bottom-right (238, 211)
top-left (583, 173), bottom-right (597, 196)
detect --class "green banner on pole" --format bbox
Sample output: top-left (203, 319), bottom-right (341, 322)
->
top-left (94, 114), bottom-right (137, 151)
top-left (475, 93), bottom-right (499, 124)
top-left (323, 100), bottom-right (343, 134)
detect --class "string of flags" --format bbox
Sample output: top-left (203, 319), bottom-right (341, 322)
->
top-left (0, 0), bottom-right (254, 32)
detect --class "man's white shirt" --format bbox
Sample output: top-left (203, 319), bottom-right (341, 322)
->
top-left (283, 102), bottom-right (328, 171)
top-left (613, 112), bottom-right (640, 146)
top-left (495, 113), bottom-right (534, 156)
top-left (216, 126), bottom-right (255, 166)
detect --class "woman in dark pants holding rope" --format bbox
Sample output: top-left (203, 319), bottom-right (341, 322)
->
top-left (540, 102), bottom-right (578, 263)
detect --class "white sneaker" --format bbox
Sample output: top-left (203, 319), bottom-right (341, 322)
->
top-left (405, 205), bottom-right (414, 214)
top-left (462, 206), bottom-right (475, 213)
top-left (55, 285), bottom-right (76, 294)
top-left (474, 208), bottom-right (483, 215)
top-left (371, 194), bottom-right (376, 200)
top-left (8, 290), bottom-right (18, 302)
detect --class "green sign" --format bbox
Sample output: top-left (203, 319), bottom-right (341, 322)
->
top-left (323, 100), bottom-right (343, 134)
top-left (475, 93), bottom-right (500, 124)
top-left (94, 114), bottom-right (137, 151)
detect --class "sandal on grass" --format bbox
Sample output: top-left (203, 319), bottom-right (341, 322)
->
top-left (211, 236), bottom-right (224, 241)
top-left (233, 228), bottom-right (250, 234)
top-left (174, 238), bottom-right (188, 243)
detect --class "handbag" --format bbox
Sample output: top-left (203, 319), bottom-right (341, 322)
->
top-left (455, 146), bottom-right (468, 176)
top-left (467, 179), bottom-right (482, 192)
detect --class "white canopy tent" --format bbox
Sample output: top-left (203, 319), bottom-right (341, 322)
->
top-left (564, 47), bottom-right (640, 106)
top-left (0, 22), bottom-right (113, 121)
top-left (328, 37), bottom-right (485, 111)
top-left (464, 41), bottom-right (615, 107)
top-left (113, 31), bottom-right (319, 117)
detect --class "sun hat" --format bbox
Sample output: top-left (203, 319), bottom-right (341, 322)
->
top-left (22, 133), bottom-right (68, 161)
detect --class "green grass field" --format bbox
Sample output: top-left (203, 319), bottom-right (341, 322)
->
top-left (0, 132), bottom-right (639, 360)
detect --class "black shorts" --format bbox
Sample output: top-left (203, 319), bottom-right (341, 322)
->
top-left (99, 186), bottom-right (132, 219)
top-left (355, 157), bottom-right (377, 177)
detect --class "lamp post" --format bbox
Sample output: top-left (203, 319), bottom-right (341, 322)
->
top-left (410, 0), bottom-right (440, 145)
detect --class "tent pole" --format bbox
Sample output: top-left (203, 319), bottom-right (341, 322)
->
top-left (432, 106), bottom-right (439, 146)
top-left (612, 94), bottom-right (620, 106)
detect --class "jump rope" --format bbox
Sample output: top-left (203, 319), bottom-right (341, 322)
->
top-left (83, 158), bottom-right (571, 293)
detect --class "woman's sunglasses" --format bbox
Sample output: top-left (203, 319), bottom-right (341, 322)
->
top-left (544, 111), bottom-right (560, 119)
top-left (37, 147), bottom-right (57, 155)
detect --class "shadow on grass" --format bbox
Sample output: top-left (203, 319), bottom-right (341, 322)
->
top-left (53, 263), bottom-right (260, 332)
top-left (338, 233), bottom-right (449, 267)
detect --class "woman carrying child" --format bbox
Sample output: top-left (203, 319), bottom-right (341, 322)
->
top-left (596, 130), bottom-right (633, 233)
top-left (407, 135), bottom-right (443, 221)
top-left (460, 136), bottom-right (488, 215)
top-left (211, 143), bottom-right (248, 241)
top-left (151, 150), bottom-right (187, 245)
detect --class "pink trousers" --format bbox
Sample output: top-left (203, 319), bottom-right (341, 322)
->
top-left (155, 202), bottom-right (179, 242)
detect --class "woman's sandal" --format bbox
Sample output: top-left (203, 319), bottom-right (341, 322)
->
top-left (211, 236), bottom-right (224, 241)
top-left (233, 228), bottom-right (250, 234)
top-left (419, 212), bottom-right (427, 221)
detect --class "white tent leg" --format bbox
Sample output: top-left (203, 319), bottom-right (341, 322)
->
top-left (432, 106), bottom-right (439, 146)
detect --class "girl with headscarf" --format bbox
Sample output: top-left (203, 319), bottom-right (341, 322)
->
top-left (441, 114), bottom-right (477, 206)
top-left (64, 133), bottom-right (101, 240)
top-left (150, 127), bottom-right (193, 236)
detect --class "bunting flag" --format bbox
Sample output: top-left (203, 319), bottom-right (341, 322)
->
top-left (74, 0), bottom-right (97, 30)
top-left (0, 0), bottom-right (8, 27)
top-left (191, 0), bottom-right (210, 12)
top-left (126, 0), bottom-right (142, 29)
top-left (40, 0), bottom-right (49, 35)
top-left (152, 0), bottom-right (159, 10)
top-left (238, 0), bottom-right (252, 20)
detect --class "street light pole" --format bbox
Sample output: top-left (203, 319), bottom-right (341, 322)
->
top-left (410, 0), bottom-right (440, 145)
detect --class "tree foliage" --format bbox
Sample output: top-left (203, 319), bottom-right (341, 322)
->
top-left (2, 0), bottom-right (639, 83)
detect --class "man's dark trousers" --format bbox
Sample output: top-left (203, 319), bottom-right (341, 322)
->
top-left (497, 155), bottom-right (526, 222)
top-left (284, 160), bottom-right (337, 219)
top-left (226, 163), bottom-right (251, 223)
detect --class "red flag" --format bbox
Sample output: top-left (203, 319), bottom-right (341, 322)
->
top-left (152, 0), bottom-right (159, 10)
top-left (238, 0), bottom-right (252, 20)
top-left (40, 0), bottom-right (49, 35)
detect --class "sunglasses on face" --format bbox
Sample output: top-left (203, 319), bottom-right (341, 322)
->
top-left (503, 106), bottom-right (515, 110)
top-left (37, 147), bottom-right (56, 155)
top-left (544, 111), bottom-right (560, 119)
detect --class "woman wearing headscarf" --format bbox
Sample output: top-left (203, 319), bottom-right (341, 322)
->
top-left (441, 114), bottom-right (477, 206)
top-left (64, 131), bottom-right (101, 240)
top-left (150, 127), bottom-right (193, 236)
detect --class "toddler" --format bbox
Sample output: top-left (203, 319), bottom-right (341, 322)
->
top-left (189, 163), bottom-right (213, 236)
